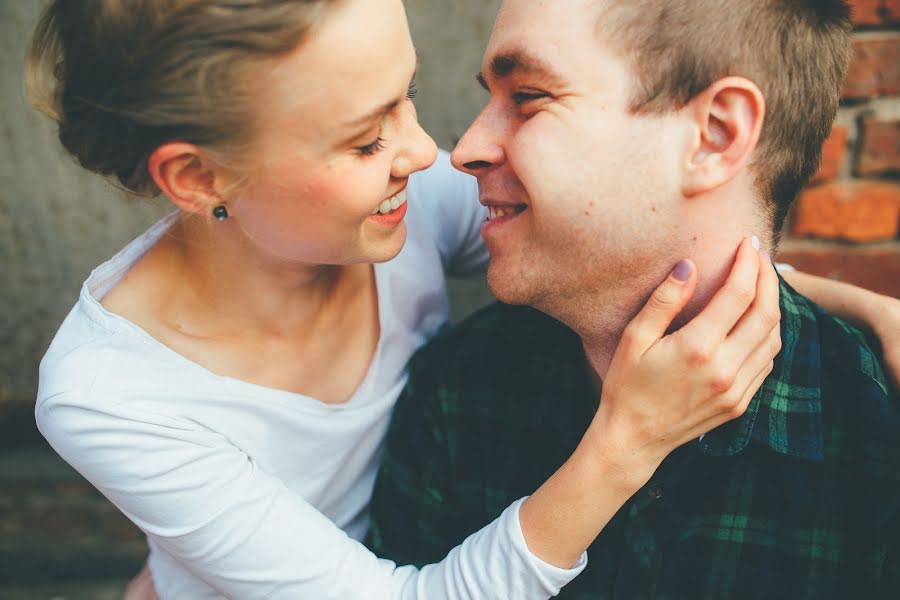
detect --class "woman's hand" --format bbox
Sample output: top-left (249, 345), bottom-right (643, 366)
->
top-left (122, 564), bottom-right (159, 600)
top-left (520, 237), bottom-right (781, 569)
top-left (585, 236), bottom-right (782, 480)
top-left (874, 299), bottom-right (900, 392)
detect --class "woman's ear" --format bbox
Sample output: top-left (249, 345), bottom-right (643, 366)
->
top-left (148, 142), bottom-right (222, 215)
top-left (681, 76), bottom-right (765, 198)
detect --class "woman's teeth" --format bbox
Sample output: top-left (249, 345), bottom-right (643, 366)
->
top-left (372, 189), bottom-right (407, 215)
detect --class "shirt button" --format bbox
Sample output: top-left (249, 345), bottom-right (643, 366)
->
top-left (647, 484), bottom-right (663, 499)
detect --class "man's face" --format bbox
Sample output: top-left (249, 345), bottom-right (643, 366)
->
top-left (452, 0), bottom-right (691, 322)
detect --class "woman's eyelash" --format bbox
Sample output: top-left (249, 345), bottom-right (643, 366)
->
top-left (356, 81), bottom-right (416, 156)
top-left (358, 137), bottom-right (386, 156)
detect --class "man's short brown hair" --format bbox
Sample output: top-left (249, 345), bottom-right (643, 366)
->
top-left (595, 0), bottom-right (853, 241)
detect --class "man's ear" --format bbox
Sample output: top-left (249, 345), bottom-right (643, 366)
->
top-left (681, 77), bottom-right (765, 198)
top-left (148, 142), bottom-right (224, 216)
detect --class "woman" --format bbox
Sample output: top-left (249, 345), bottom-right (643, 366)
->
top-left (27, 0), bottom-right (897, 598)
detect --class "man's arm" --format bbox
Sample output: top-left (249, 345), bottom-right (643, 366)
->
top-left (781, 270), bottom-right (900, 389)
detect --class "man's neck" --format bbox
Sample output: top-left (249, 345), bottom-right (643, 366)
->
top-left (572, 202), bottom-right (770, 382)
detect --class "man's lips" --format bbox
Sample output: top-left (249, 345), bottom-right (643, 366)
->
top-left (483, 203), bottom-right (528, 221)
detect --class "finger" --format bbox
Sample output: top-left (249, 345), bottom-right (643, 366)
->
top-left (730, 322), bottom-right (781, 404)
top-left (620, 259), bottom-right (697, 356)
top-left (679, 237), bottom-right (761, 347)
top-left (684, 322), bottom-right (779, 442)
top-left (691, 352), bottom-right (775, 444)
top-left (720, 250), bottom-right (782, 366)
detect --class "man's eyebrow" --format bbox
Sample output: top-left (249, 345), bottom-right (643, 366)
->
top-left (476, 50), bottom-right (565, 89)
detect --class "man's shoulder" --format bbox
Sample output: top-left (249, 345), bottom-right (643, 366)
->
top-left (785, 286), bottom-right (897, 451)
top-left (791, 287), bottom-right (891, 396)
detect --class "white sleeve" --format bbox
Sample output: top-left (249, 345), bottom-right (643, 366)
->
top-left (36, 394), bottom-right (584, 600)
top-left (413, 150), bottom-right (490, 278)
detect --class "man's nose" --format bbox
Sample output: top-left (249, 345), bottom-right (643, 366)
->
top-left (451, 107), bottom-right (506, 176)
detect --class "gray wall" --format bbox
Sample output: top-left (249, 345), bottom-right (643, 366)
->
top-left (0, 0), bottom-right (500, 408)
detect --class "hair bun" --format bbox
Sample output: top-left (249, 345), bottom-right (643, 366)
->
top-left (58, 94), bottom-right (159, 194)
top-left (27, 0), bottom-right (332, 198)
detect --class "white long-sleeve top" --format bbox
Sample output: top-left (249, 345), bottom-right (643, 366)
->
top-left (35, 152), bottom-right (587, 599)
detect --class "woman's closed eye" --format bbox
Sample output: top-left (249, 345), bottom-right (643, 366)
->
top-left (357, 136), bottom-right (386, 156)
top-left (356, 79), bottom-right (417, 156)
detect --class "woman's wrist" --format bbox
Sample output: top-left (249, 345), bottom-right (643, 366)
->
top-left (573, 422), bottom-right (663, 491)
top-left (519, 427), bottom-right (660, 569)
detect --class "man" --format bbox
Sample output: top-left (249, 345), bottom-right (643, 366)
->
top-left (367, 0), bottom-right (899, 596)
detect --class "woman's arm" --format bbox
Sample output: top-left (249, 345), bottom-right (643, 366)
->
top-left (37, 390), bottom-right (580, 600)
top-left (781, 270), bottom-right (900, 389)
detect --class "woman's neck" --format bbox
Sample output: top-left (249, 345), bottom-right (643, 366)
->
top-left (156, 215), bottom-right (369, 339)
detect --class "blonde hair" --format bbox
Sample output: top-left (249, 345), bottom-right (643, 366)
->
top-left (27, 0), bottom-right (336, 196)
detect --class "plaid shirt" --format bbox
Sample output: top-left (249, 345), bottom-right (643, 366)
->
top-left (367, 280), bottom-right (899, 599)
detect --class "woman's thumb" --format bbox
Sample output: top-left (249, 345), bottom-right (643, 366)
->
top-left (624, 259), bottom-right (697, 354)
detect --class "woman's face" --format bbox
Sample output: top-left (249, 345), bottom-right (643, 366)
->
top-left (226, 0), bottom-right (437, 266)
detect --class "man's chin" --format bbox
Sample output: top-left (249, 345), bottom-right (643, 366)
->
top-left (486, 262), bottom-right (536, 307)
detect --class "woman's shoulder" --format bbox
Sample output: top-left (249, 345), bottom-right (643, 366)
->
top-left (36, 283), bottom-right (198, 420)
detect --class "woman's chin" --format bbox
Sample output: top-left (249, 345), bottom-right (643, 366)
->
top-left (362, 226), bottom-right (408, 264)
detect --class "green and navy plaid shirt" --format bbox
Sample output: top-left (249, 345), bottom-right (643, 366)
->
top-left (367, 280), bottom-right (899, 599)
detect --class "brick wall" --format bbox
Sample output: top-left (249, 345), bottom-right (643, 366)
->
top-left (778, 0), bottom-right (900, 298)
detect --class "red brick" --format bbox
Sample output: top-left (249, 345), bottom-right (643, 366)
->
top-left (793, 180), bottom-right (900, 242)
top-left (849, 0), bottom-right (900, 25)
top-left (890, 0), bottom-right (900, 22)
top-left (777, 240), bottom-right (900, 299)
top-left (812, 125), bottom-right (850, 183)
top-left (841, 36), bottom-right (900, 99)
top-left (850, 0), bottom-right (882, 24)
top-left (855, 117), bottom-right (900, 176)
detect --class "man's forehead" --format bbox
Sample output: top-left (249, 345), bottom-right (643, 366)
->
top-left (494, 0), bottom-right (601, 29)
top-left (487, 0), bottom-right (604, 65)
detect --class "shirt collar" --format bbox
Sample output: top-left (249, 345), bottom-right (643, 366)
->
top-left (695, 277), bottom-right (825, 462)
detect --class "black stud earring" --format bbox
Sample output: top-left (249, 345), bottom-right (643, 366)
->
top-left (213, 205), bottom-right (229, 222)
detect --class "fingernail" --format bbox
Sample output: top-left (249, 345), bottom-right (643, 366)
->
top-left (751, 235), bottom-right (760, 252)
top-left (763, 251), bottom-right (772, 265)
top-left (672, 259), bottom-right (693, 282)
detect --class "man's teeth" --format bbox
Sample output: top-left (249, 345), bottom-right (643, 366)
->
top-left (372, 189), bottom-right (408, 215)
top-left (488, 206), bottom-right (520, 220)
